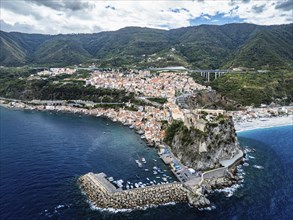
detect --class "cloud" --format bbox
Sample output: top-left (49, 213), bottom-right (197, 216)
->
top-left (252, 4), bottom-right (266, 14)
top-left (0, 0), bottom-right (292, 34)
top-left (0, 19), bottom-right (39, 33)
top-left (1, 1), bottom-right (42, 19)
top-left (169, 8), bottom-right (189, 13)
top-left (105, 5), bottom-right (116, 10)
top-left (275, 0), bottom-right (293, 11)
top-left (27, 0), bottom-right (94, 11)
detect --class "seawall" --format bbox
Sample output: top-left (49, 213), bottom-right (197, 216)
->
top-left (79, 172), bottom-right (188, 209)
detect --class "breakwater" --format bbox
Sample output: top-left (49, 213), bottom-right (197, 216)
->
top-left (79, 173), bottom-right (188, 209)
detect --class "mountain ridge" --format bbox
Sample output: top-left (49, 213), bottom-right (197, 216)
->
top-left (1, 23), bottom-right (292, 69)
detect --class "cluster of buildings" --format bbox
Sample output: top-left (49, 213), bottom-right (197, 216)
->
top-left (87, 70), bottom-right (206, 99)
top-left (37, 68), bottom-right (76, 76)
top-left (230, 106), bottom-right (293, 123)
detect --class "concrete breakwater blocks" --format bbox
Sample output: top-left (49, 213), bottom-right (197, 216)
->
top-left (78, 172), bottom-right (189, 209)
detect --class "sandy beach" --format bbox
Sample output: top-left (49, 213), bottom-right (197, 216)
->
top-left (235, 115), bottom-right (293, 132)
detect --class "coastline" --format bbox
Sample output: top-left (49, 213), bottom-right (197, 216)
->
top-left (1, 100), bottom-right (244, 209)
top-left (235, 115), bottom-right (293, 132)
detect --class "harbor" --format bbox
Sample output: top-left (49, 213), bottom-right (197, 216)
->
top-left (79, 150), bottom-right (244, 209)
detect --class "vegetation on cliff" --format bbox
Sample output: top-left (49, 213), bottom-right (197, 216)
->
top-left (165, 116), bottom-right (240, 171)
top-left (211, 71), bottom-right (293, 106)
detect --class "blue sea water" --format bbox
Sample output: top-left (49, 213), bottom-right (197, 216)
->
top-left (0, 107), bottom-right (292, 219)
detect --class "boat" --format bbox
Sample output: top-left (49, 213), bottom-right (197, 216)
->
top-left (134, 183), bottom-right (139, 188)
top-left (107, 177), bottom-right (114, 182)
top-left (162, 177), bottom-right (167, 181)
top-left (141, 135), bottom-right (146, 139)
top-left (138, 162), bottom-right (142, 167)
top-left (243, 162), bottom-right (249, 166)
top-left (146, 178), bottom-right (150, 181)
top-left (130, 185), bottom-right (134, 189)
top-left (144, 169), bottom-right (149, 171)
top-left (142, 158), bottom-right (146, 163)
top-left (253, 165), bottom-right (264, 169)
top-left (153, 166), bottom-right (158, 170)
top-left (153, 171), bottom-right (158, 175)
top-left (129, 125), bottom-right (134, 129)
top-left (137, 130), bottom-right (144, 135)
top-left (260, 118), bottom-right (268, 121)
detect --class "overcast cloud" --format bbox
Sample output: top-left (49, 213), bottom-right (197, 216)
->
top-left (0, 0), bottom-right (292, 34)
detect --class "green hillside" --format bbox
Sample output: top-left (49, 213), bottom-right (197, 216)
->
top-left (0, 23), bottom-right (292, 69)
top-left (211, 71), bottom-right (293, 106)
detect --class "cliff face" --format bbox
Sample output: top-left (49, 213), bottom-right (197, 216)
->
top-left (184, 90), bottom-right (239, 110)
top-left (170, 116), bottom-right (240, 171)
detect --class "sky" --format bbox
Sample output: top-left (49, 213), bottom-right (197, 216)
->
top-left (0, 0), bottom-right (292, 34)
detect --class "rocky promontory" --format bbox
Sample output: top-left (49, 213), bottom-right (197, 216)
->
top-left (165, 113), bottom-right (241, 171)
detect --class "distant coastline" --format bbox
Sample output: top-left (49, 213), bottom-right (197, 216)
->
top-left (235, 115), bottom-right (293, 132)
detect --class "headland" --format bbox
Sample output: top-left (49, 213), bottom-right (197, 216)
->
top-left (1, 68), bottom-right (291, 210)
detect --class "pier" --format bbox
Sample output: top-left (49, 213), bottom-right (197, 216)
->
top-left (79, 172), bottom-right (188, 209)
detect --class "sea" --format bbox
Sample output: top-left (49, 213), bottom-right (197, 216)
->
top-left (0, 107), bottom-right (292, 220)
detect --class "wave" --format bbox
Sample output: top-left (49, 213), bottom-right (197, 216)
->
top-left (198, 205), bottom-right (216, 211)
top-left (214, 183), bottom-right (243, 198)
top-left (88, 199), bottom-right (177, 213)
top-left (41, 204), bottom-right (72, 217)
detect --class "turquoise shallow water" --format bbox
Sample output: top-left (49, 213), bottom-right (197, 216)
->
top-left (0, 107), bottom-right (292, 219)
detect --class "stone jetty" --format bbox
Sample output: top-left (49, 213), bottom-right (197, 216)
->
top-left (79, 172), bottom-right (189, 209)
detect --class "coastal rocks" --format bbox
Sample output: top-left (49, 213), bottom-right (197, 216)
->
top-left (170, 116), bottom-right (241, 171)
top-left (184, 90), bottom-right (238, 110)
top-left (187, 188), bottom-right (211, 208)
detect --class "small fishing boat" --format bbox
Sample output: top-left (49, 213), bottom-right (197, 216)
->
top-left (142, 158), bottom-right (146, 163)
